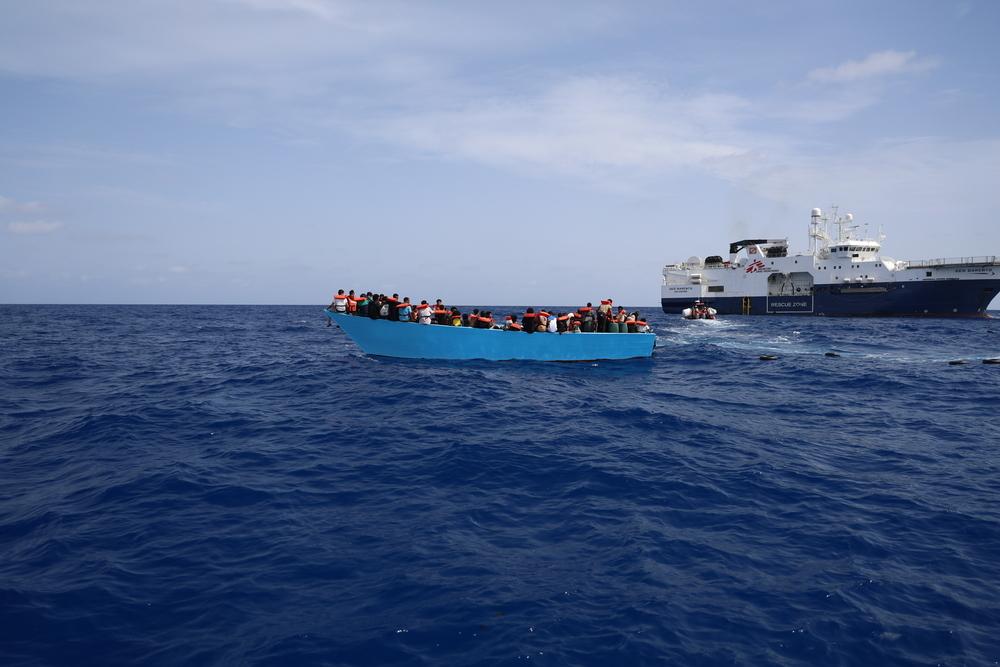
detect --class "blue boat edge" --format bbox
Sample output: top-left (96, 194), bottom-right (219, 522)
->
top-left (324, 310), bottom-right (656, 361)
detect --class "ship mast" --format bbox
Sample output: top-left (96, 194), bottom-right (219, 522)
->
top-left (809, 207), bottom-right (829, 255)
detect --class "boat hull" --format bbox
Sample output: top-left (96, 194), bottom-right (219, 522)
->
top-left (662, 278), bottom-right (1000, 317)
top-left (325, 311), bottom-right (655, 361)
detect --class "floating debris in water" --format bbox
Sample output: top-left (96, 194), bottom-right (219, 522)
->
top-left (983, 358), bottom-right (1000, 365)
top-left (825, 352), bottom-right (840, 358)
top-left (948, 360), bottom-right (968, 366)
top-left (759, 355), bottom-right (778, 361)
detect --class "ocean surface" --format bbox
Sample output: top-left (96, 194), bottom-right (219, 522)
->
top-left (2, 304), bottom-right (999, 666)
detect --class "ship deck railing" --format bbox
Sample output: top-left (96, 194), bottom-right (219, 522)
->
top-left (901, 256), bottom-right (999, 268)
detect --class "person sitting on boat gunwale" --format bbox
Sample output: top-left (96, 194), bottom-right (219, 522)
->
top-left (450, 307), bottom-right (462, 326)
top-left (330, 289), bottom-right (349, 314)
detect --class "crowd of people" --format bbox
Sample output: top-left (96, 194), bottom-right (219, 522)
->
top-left (328, 290), bottom-right (651, 333)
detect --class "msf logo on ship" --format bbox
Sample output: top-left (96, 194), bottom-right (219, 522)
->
top-left (745, 259), bottom-right (766, 273)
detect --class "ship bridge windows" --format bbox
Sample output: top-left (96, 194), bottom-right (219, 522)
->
top-left (708, 285), bottom-right (725, 293)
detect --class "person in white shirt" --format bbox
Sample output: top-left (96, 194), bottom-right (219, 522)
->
top-left (416, 300), bottom-right (433, 325)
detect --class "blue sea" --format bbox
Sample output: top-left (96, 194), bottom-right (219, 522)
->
top-left (2, 304), bottom-right (999, 666)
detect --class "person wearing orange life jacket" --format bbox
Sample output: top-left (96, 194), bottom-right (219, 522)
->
top-left (477, 311), bottom-right (496, 329)
top-left (330, 289), bottom-right (349, 313)
top-left (385, 293), bottom-right (400, 321)
top-left (344, 290), bottom-right (359, 314)
top-left (536, 310), bottom-right (551, 332)
top-left (450, 307), bottom-right (462, 326)
top-left (556, 313), bottom-right (570, 333)
top-left (415, 299), bottom-right (433, 325)
top-left (354, 291), bottom-right (371, 317)
top-left (396, 297), bottom-right (413, 322)
top-left (433, 299), bottom-right (449, 325)
top-left (504, 314), bottom-right (523, 331)
top-left (521, 308), bottom-right (536, 334)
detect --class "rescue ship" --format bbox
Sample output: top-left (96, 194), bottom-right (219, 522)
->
top-left (661, 207), bottom-right (1000, 317)
top-left (324, 311), bottom-right (655, 361)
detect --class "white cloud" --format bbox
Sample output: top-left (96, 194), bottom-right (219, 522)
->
top-left (227, 0), bottom-right (346, 22)
top-left (808, 50), bottom-right (937, 83)
top-left (6, 220), bottom-right (63, 234)
top-left (0, 194), bottom-right (43, 212)
top-left (369, 77), bottom-right (753, 185)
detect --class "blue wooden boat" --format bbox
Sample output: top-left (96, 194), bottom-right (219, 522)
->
top-left (324, 310), bottom-right (655, 361)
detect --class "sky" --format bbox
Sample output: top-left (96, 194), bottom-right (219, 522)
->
top-left (2, 0), bottom-right (999, 305)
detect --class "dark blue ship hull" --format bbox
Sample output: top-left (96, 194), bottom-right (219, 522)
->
top-left (662, 279), bottom-right (1000, 317)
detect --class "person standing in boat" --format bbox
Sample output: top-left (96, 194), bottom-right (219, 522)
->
top-left (597, 299), bottom-right (612, 331)
top-left (433, 299), bottom-right (449, 325)
top-left (577, 303), bottom-right (593, 332)
top-left (416, 300), bottom-right (433, 325)
top-left (396, 297), bottom-right (413, 322)
top-left (433, 307), bottom-right (449, 325)
top-left (386, 293), bottom-right (400, 321)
